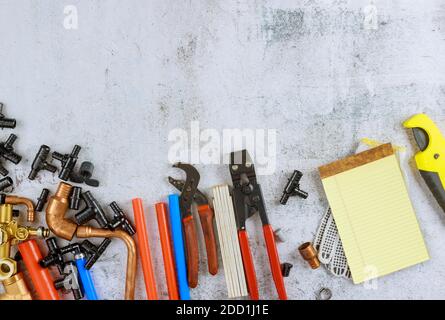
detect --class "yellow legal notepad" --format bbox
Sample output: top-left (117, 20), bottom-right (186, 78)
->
top-left (319, 143), bottom-right (429, 284)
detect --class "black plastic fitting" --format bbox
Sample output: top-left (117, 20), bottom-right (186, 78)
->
top-left (0, 134), bottom-right (22, 176)
top-left (69, 186), bottom-right (82, 210)
top-left (52, 145), bottom-right (81, 181)
top-left (35, 188), bottom-right (50, 212)
top-left (29, 145), bottom-right (57, 180)
top-left (0, 177), bottom-right (13, 192)
top-left (71, 161), bottom-right (100, 187)
top-left (280, 170), bottom-right (308, 205)
top-left (75, 191), bottom-right (109, 228)
top-left (81, 239), bottom-right (111, 270)
top-left (41, 239), bottom-right (84, 300)
top-left (0, 103), bottom-right (16, 129)
top-left (53, 261), bottom-right (84, 300)
top-left (109, 202), bottom-right (136, 236)
top-left (281, 262), bottom-right (293, 277)
top-left (40, 237), bottom-right (66, 274)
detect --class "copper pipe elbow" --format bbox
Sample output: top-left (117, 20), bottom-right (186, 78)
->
top-left (5, 196), bottom-right (35, 222)
top-left (46, 182), bottom-right (136, 300)
top-left (76, 226), bottom-right (137, 300)
top-left (45, 182), bottom-right (77, 240)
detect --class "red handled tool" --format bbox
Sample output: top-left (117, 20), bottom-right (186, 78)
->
top-left (229, 150), bottom-right (287, 300)
top-left (169, 163), bottom-right (219, 288)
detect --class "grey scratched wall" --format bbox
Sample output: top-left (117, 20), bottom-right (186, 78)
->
top-left (0, 0), bottom-right (445, 299)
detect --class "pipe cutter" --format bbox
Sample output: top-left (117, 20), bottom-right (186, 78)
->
top-left (229, 150), bottom-right (287, 300)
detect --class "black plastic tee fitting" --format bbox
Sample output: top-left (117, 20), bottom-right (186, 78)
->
top-left (81, 239), bottom-right (111, 270)
top-left (29, 145), bottom-right (57, 180)
top-left (0, 103), bottom-right (16, 129)
top-left (109, 202), bottom-right (136, 236)
top-left (52, 145), bottom-right (81, 181)
top-left (280, 170), bottom-right (308, 205)
top-left (75, 191), bottom-right (109, 228)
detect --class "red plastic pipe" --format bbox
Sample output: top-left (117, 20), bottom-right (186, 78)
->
top-left (18, 239), bottom-right (60, 300)
top-left (132, 198), bottom-right (158, 300)
top-left (155, 202), bottom-right (179, 300)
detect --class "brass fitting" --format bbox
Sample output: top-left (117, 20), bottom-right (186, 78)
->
top-left (46, 182), bottom-right (137, 300)
top-left (0, 202), bottom-right (49, 280)
top-left (298, 242), bottom-right (321, 269)
top-left (0, 273), bottom-right (32, 300)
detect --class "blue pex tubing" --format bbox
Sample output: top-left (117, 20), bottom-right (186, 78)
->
top-left (168, 194), bottom-right (190, 300)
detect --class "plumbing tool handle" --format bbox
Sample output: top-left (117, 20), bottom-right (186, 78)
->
top-left (404, 114), bottom-right (445, 213)
top-left (182, 215), bottom-right (199, 288)
top-left (18, 240), bottom-right (60, 300)
top-left (168, 194), bottom-right (190, 300)
top-left (132, 198), bottom-right (158, 300)
top-left (263, 224), bottom-right (288, 300)
top-left (237, 230), bottom-right (259, 300)
top-left (155, 202), bottom-right (179, 300)
top-left (75, 255), bottom-right (98, 300)
top-left (197, 204), bottom-right (218, 275)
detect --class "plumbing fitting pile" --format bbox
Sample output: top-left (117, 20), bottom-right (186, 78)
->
top-left (0, 104), bottom-right (136, 300)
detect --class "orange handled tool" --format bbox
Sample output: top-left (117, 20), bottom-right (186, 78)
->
top-left (18, 239), bottom-right (60, 300)
top-left (155, 202), bottom-right (179, 300)
top-left (169, 163), bottom-right (219, 289)
top-left (197, 204), bottom-right (218, 275)
top-left (132, 198), bottom-right (158, 300)
top-left (230, 150), bottom-right (288, 300)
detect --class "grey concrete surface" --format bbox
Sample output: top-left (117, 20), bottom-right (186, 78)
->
top-left (1, 0), bottom-right (445, 300)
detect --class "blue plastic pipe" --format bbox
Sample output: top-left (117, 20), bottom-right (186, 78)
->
top-left (168, 194), bottom-right (190, 300)
top-left (75, 253), bottom-right (98, 300)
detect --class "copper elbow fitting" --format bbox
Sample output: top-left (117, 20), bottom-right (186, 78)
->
top-left (45, 182), bottom-right (77, 240)
top-left (5, 195), bottom-right (36, 222)
top-left (298, 242), bottom-right (321, 269)
top-left (46, 182), bottom-right (137, 300)
top-left (76, 227), bottom-right (137, 300)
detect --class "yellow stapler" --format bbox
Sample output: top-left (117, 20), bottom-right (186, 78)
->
top-left (404, 114), bottom-right (445, 213)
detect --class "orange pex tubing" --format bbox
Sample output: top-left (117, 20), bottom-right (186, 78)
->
top-left (18, 239), bottom-right (60, 300)
top-left (132, 198), bottom-right (158, 300)
top-left (155, 202), bottom-right (179, 300)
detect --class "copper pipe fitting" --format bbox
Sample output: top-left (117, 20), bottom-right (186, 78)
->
top-left (45, 183), bottom-right (77, 240)
top-left (0, 273), bottom-right (32, 300)
top-left (5, 195), bottom-right (35, 222)
top-left (46, 182), bottom-right (137, 300)
top-left (298, 242), bottom-right (321, 269)
top-left (76, 227), bottom-right (136, 300)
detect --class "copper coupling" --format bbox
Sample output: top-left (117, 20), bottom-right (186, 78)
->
top-left (298, 242), bottom-right (321, 269)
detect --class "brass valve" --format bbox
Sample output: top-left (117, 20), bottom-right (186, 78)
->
top-left (0, 200), bottom-right (49, 281)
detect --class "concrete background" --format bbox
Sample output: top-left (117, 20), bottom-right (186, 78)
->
top-left (1, 0), bottom-right (445, 300)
